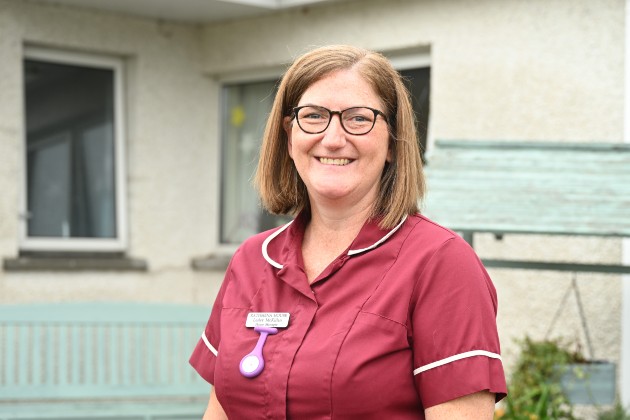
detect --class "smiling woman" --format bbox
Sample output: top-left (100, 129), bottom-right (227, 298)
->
top-left (190, 45), bottom-right (506, 420)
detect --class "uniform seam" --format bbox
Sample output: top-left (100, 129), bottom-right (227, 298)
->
top-left (405, 222), bottom-right (457, 339)
top-left (410, 236), bottom-right (457, 298)
top-left (358, 310), bottom-right (407, 328)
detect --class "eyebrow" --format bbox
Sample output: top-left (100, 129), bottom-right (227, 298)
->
top-left (297, 103), bottom-right (380, 110)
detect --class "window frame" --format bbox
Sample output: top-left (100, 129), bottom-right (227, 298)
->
top-left (20, 46), bottom-right (128, 253)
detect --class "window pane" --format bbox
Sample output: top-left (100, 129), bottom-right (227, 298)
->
top-left (24, 59), bottom-right (117, 238)
top-left (220, 80), bottom-right (289, 244)
top-left (400, 67), bottom-right (430, 155)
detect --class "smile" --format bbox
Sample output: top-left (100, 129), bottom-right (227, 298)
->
top-left (319, 157), bottom-right (351, 166)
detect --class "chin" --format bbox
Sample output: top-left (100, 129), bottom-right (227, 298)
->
top-left (313, 186), bottom-right (354, 200)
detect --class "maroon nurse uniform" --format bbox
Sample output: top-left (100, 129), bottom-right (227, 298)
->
top-left (190, 212), bottom-right (507, 419)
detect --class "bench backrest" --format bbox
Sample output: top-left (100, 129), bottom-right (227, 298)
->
top-left (0, 302), bottom-right (210, 401)
top-left (423, 140), bottom-right (630, 237)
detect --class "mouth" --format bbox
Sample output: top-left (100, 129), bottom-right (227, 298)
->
top-left (318, 157), bottom-right (352, 166)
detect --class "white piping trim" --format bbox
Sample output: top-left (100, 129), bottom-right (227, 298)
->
top-left (262, 220), bottom-right (294, 269)
top-left (347, 215), bottom-right (408, 256)
top-left (262, 215), bottom-right (406, 267)
top-left (413, 350), bottom-right (502, 375)
top-left (201, 331), bottom-right (218, 357)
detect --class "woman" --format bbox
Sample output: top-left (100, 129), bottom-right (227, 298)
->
top-left (190, 45), bottom-right (507, 419)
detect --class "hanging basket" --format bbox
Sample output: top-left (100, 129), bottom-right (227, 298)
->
top-left (559, 361), bottom-right (616, 405)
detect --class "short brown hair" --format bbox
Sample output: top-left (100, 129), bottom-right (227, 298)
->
top-left (255, 45), bottom-right (425, 229)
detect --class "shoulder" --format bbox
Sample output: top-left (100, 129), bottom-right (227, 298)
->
top-left (401, 214), bottom-right (492, 289)
top-left (219, 226), bottom-right (287, 308)
top-left (402, 213), bottom-right (472, 256)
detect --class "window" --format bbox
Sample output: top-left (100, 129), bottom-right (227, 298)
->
top-left (399, 67), bottom-right (430, 155)
top-left (219, 62), bottom-right (430, 245)
top-left (21, 47), bottom-right (127, 252)
top-left (220, 80), bottom-right (287, 244)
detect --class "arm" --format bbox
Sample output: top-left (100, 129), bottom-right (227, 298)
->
top-left (425, 391), bottom-right (495, 420)
top-left (202, 388), bottom-right (227, 420)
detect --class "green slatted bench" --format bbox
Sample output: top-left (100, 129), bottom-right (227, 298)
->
top-left (423, 140), bottom-right (630, 273)
top-left (0, 302), bottom-right (211, 420)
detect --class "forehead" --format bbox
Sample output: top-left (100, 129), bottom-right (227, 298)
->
top-left (297, 68), bottom-right (383, 109)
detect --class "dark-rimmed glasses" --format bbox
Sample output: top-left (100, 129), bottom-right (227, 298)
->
top-left (292, 105), bottom-right (388, 135)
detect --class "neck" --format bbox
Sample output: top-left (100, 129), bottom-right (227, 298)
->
top-left (307, 197), bottom-right (373, 236)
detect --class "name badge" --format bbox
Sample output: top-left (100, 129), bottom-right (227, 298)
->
top-left (246, 312), bottom-right (290, 328)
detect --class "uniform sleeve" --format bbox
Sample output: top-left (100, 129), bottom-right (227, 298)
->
top-left (189, 262), bottom-right (233, 384)
top-left (410, 237), bottom-right (507, 409)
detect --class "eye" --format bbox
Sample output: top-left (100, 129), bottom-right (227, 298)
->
top-left (343, 109), bottom-right (374, 123)
top-left (349, 115), bottom-right (370, 122)
top-left (303, 112), bottom-right (325, 120)
top-left (297, 106), bottom-right (329, 122)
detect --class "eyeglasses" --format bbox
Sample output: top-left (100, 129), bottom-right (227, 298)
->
top-left (292, 105), bottom-right (388, 136)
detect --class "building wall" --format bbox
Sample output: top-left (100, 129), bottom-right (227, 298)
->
top-left (0, 0), bottom-right (625, 393)
top-left (0, 0), bottom-right (224, 306)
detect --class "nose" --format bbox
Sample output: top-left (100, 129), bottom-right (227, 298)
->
top-left (320, 114), bottom-right (346, 149)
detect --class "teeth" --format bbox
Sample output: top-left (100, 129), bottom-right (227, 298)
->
top-left (319, 158), bottom-right (350, 166)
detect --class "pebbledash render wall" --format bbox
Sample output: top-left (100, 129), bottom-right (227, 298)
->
top-left (0, 0), bottom-right (626, 397)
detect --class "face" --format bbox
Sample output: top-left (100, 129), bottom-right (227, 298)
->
top-left (285, 68), bottom-right (391, 210)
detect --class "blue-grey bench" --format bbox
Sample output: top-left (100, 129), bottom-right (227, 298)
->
top-left (423, 140), bottom-right (630, 274)
top-left (0, 302), bottom-right (211, 420)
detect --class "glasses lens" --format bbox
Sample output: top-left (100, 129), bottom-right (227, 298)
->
top-left (296, 106), bottom-right (330, 134)
top-left (341, 107), bottom-right (376, 134)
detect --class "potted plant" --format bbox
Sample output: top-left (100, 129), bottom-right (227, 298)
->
top-left (497, 336), bottom-right (617, 419)
top-left (497, 336), bottom-right (580, 419)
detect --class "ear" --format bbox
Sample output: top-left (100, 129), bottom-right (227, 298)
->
top-left (284, 116), bottom-right (294, 159)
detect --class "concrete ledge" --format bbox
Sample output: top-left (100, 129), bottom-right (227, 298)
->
top-left (190, 255), bottom-right (231, 271)
top-left (3, 253), bottom-right (148, 272)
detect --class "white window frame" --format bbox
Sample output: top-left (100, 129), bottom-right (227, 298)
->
top-left (212, 66), bottom-right (285, 255)
top-left (20, 46), bottom-right (128, 253)
top-left (213, 50), bottom-right (431, 252)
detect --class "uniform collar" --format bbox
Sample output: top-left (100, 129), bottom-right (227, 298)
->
top-left (262, 211), bottom-right (408, 269)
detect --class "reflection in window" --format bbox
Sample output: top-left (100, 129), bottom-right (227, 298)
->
top-left (24, 59), bottom-right (117, 238)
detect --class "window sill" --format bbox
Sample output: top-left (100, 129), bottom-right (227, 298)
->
top-left (3, 253), bottom-right (148, 272)
top-left (191, 254), bottom-right (232, 271)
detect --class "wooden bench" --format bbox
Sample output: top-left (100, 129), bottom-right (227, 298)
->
top-left (423, 140), bottom-right (630, 273)
top-left (0, 302), bottom-right (211, 419)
